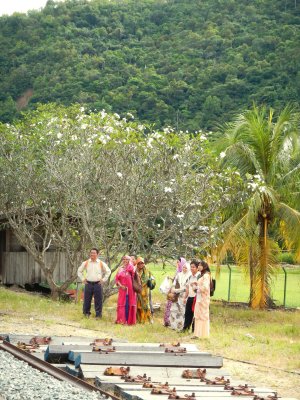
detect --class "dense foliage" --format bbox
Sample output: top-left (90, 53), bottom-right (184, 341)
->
top-left (0, 0), bottom-right (299, 130)
top-left (0, 104), bottom-right (242, 297)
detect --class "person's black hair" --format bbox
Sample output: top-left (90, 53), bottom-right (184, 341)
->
top-left (190, 259), bottom-right (200, 267)
top-left (90, 248), bottom-right (99, 254)
top-left (200, 260), bottom-right (210, 276)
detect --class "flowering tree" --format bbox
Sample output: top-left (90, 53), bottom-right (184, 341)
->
top-left (0, 106), bottom-right (92, 298)
top-left (0, 104), bottom-right (241, 299)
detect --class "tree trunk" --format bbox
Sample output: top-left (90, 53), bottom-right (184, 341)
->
top-left (103, 281), bottom-right (118, 303)
top-left (259, 216), bottom-right (269, 308)
top-left (248, 245), bottom-right (255, 306)
top-left (250, 216), bottom-right (275, 309)
top-left (42, 269), bottom-right (60, 300)
top-left (50, 287), bottom-right (60, 300)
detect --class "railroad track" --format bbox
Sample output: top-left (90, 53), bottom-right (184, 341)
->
top-left (0, 340), bottom-right (120, 400)
top-left (0, 335), bottom-right (297, 400)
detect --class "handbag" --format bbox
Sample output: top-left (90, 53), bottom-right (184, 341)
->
top-left (167, 279), bottom-right (180, 303)
top-left (147, 273), bottom-right (156, 290)
top-left (159, 276), bottom-right (172, 294)
top-left (167, 291), bottom-right (179, 302)
top-left (132, 271), bottom-right (142, 293)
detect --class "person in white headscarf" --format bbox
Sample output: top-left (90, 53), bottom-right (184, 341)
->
top-left (169, 260), bottom-right (191, 331)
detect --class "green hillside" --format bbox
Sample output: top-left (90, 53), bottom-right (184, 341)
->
top-left (0, 0), bottom-right (299, 129)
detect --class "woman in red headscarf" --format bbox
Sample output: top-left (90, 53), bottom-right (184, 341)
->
top-left (115, 255), bottom-right (136, 325)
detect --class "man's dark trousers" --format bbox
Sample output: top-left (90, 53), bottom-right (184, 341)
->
top-left (183, 296), bottom-right (195, 331)
top-left (83, 281), bottom-right (103, 317)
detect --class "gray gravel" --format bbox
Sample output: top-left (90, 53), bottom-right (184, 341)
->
top-left (0, 350), bottom-right (107, 400)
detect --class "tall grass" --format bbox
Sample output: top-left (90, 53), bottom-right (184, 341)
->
top-left (1, 285), bottom-right (299, 372)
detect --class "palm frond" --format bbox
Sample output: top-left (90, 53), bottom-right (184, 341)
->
top-left (217, 212), bottom-right (254, 266)
top-left (269, 105), bottom-right (299, 184)
top-left (281, 161), bottom-right (300, 182)
top-left (277, 202), bottom-right (300, 261)
top-left (215, 104), bottom-right (299, 309)
top-left (223, 142), bottom-right (264, 178)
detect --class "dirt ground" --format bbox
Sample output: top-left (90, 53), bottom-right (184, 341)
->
top-left (0, 313), bottom-right (299, 399)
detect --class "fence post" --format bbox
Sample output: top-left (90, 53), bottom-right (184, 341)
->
top-left (227, 264), bottom-right (232, 302)
top-left (282, 266), bottom-right (287, 308)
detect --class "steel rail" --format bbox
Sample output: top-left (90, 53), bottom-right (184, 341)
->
top-left (0, 340), bottom-right (120, 400)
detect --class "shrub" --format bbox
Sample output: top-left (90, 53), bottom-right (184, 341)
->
top-left (279, 252), bottom-right (295, 265)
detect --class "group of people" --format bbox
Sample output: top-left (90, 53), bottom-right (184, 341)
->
top-left (163, 257), bottom-right (211, 338)
top-left (114, 254), bottom-right (155, 325)
top-left (77, 249), bottom-right (155, 325)
top-left (77, 249), bottom-right (210, 338)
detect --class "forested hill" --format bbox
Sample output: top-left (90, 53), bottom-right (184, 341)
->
top-left (0, 0), bottom-right (299, 130)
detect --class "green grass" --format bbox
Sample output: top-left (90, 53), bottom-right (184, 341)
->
top-left (1, 261), bottom-right (299, 374)
top-left (146, 263), bottom-right (300, 308)
top-left (0, 286), bottom-right (299, 373)
top-left (47, 261), bottom-right (300, 307)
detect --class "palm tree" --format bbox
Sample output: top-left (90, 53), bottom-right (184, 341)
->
top-left (216, 104), bottom-right (300, 309)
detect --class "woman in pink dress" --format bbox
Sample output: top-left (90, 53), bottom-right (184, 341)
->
top-left (115, 255), bottom-right (136, 325)
top-left (193, 260), bottom-right (211, 338)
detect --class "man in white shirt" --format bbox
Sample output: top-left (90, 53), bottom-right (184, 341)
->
top-left (77, 248), bottom-right (111, 318)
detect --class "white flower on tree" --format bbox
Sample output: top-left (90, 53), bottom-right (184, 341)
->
top-left (0, 103), bottom-right (242, 300)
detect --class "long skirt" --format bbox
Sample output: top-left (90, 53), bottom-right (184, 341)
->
top-left (116, 295), bottom-right (136, 325)
top-left (169, 300), bottom-right (185, 331)
top-left (163, 300), bottom-right (172, 326)
top-left (193, 301), bottom-right (209, 338)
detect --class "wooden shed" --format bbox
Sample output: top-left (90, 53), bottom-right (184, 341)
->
top-left (0, 228), bottom-right (72, 286)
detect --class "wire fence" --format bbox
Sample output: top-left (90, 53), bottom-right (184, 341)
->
top-left (209, 264), bottom-right (300, 308)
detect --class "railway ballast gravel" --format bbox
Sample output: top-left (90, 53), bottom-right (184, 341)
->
top-left (0, 350), bottom-right (107, 400)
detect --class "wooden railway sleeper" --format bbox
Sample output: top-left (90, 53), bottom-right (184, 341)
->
top-left (224, 383), bottom-right (255, 396)
top-left (143, 382), bottom-right (169, 389)
top-left (165, 347), bottom-right (187, 353)
top-left (123, 373), bottom-right (151, 383)
top-left (168, 392), bottom-right (196, 400)
top-left (230, 386), bottom-right (255, 396)
top-left (104, 366), bottom-right (130, 376)
top-left (92, 345), bottom-right (116, 353)
top-left (29, 336), bottom-right (51, 345)
top-left (253, 393), bottom-right (279, 400)
top-left (201, 376), bottom-right (230, 385)
top-left (225, 384), bottom-right (253, 392)
top-left (91, 338), bottom-right (113, 346)
top-left (151, 387), bottom-right (177, 395)
top-left (17, 342), bottom-right (39, 352)
top-left (182, 368), bottom-right (207, 379)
